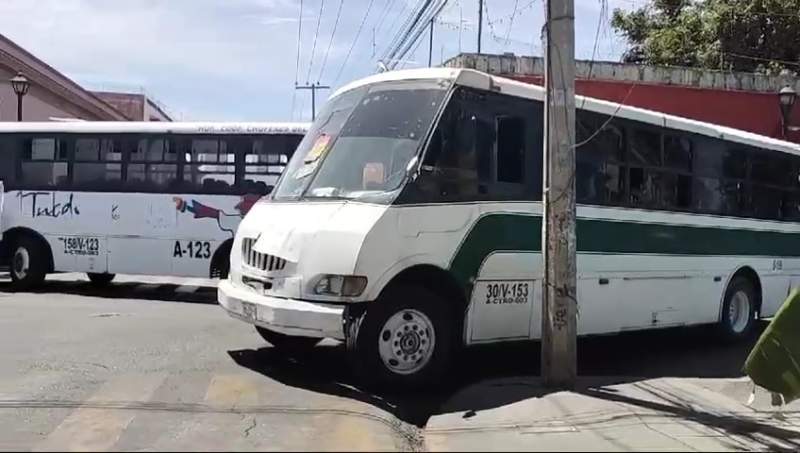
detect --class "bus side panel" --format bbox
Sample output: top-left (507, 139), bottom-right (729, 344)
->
top-left (4, 190), bottom-right (110, 273)
top-left (2, 190), bottom-right (244, 278)
top-left (107, 193), bottom-right (246, 278)
top-left (760, 258), bottom-right (800, 317)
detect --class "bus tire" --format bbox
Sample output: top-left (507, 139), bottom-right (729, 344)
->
top-left (87, 273), bottom-right (115, 287)
top-left (210, 241), bottom-right (232, 279)
top-left (347, 285), bottom-right (453, 390)
top-left (9, 236), bottom-right (48, 291)
top-left (718, 276), bottom-right (756, 341)
top-left (255, 326), bottom-right (320, 351)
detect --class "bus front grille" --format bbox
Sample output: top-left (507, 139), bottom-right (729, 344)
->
top-left (241, 238), bottom-right (287, 272)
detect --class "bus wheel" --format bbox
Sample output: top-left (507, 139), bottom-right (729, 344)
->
top-left (87, 273), bottom-right (115, 287)
top-left (255, 327), bottom-right (320, 351)
top-left (10, 236), bottom-right (47, 291)
top-left (718, 276), bottom-right (756, 341)
top-left (347, 286), bottom-right (453, 390)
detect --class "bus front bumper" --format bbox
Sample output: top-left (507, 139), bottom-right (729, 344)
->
top-left (218, 280), bottom-right (345, 340)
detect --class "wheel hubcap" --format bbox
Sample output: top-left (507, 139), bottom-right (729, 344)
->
top-left (729, 290), bottom-right (751, 333)
top-left (378, 309), bottom-right (436, 375)
top-left (12, 247), bottom-right (30, 280)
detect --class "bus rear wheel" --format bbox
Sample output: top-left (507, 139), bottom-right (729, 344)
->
top-left (718, 276), bottom-right (757, 341)
top-left (255, 327), bottom-right (320, 351)
top-left (10, 236), bottom-right (47, 291)
top-left (87, 273), bottom-right (115, 287)
top-left (347, 286), bottom-right (454, 390)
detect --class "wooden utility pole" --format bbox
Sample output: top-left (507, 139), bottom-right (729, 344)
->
top-left (295, 83), bottom-right (330, 121)
top-left (541, 0), bottom-right (577, 389)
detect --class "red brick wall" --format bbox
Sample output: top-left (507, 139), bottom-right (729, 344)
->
top-left (510, 75), bottom-right (800, 144)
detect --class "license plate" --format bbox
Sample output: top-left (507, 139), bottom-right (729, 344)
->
top-left (241, 302), bottom-right (257, 321)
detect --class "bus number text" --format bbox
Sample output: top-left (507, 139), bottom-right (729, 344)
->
top-left (58, 236), bottom-right (99, 256)
top-left (485, 282), bottom-right (530, 305)
top-left (173, 241), bottom-right (211, 259)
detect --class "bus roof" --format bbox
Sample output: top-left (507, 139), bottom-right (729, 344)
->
top-left (334, 67), bottom-right (800, 157)
top-left (0, 121), bottom-right (310, 135)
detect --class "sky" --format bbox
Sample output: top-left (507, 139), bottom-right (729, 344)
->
top-left (0, 0), bottom-right (637, 122)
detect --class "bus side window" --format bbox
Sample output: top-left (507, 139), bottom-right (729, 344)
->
top-left (417, 102), bottom-right (488, 201)
top-left (72, 137), bottom-right (123, 190)
top-left (496, 116), bottom-right (524, 184)
top-left (241, 137), bottom-right (285, 195)
top-left (0, 135), bottom-right (17, 186)
top-left (19, 137), bottom-right (69, 189)
top-left (125, 137), bottom-right (179, 191)
top-left (576, 111), bottom-right (626, 206)
top-left (183, 138), bottom-right (236, 195)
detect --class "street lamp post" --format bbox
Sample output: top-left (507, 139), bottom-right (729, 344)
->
top-left (779, 86), bottom-right (797, 139)
top-left (10, 72), bottom-right (30, 122)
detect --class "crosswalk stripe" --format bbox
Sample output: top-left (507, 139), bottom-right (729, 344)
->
top-left (327, 409), bottom-right (386, 451)
top-left (204, 374), bottom-right (260, 406)
top-left (34, 374), bottom-right (165, 452)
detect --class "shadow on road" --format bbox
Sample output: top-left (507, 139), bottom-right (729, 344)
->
top-left (229, 322), bottom-right (768, 428)
top-left (0, 277), bottom-right (217, 305)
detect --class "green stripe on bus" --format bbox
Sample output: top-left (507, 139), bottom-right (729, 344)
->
top-left (449, 213), bottom-right (800, 296)
top-left (449, 214), bottom-right (542, 292)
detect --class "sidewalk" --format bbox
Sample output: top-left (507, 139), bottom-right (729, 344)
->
top-left (424, 377), bottom-right (800, 451)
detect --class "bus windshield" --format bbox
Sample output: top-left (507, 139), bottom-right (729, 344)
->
top-left (272, 79), bottom-right (450, 202)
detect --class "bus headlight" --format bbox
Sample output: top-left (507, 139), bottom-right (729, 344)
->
top-left (313, 275), bottom-right (368, 297)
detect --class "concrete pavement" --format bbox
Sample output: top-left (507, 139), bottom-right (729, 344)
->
top-left (425, 377), bottom-right (800, 451)
top-left (0, 281), bottom-right (418, 451)
top-left (2, 273), bottom-right (799, 451)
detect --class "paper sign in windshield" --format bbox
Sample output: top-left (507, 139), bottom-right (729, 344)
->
top-left (305, 134), bottom-right (332, 163)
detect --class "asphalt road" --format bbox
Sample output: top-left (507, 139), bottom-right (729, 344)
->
top-left (0, 273), bottom-right (767, 451)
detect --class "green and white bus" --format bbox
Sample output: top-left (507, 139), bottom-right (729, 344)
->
top-left (219, 68), bottom-right (800, 388)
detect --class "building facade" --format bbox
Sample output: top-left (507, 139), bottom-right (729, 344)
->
top-left (0, 33), bottom-right (170, 122)
top-left (92, 91), bottom-right (172, 121)
top-left (445, 53), bottom-right (800, 144)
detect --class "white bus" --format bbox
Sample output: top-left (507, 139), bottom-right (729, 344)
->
top-left (0, 121), bottom-right (309, 290)
top-left (218, 68), bottom-right (800, 388)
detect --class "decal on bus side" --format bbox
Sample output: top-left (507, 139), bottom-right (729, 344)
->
top-left (173, 241), bottom-right (211, 259)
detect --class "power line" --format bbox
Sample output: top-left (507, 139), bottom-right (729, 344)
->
top-left (379, 0), bottom-right (415, 60)
top-left (393, 0), bottom-right (449, 68)
top-left (383, 0), bottom-right (447, 69)
top-left (291, 0), bottom-right (305, 119)
top-left (373, 0), bottom-right (398, 38)
top-left (306, 0), bottom-right (327, 83)
top-left (317, 0), bottom-right (345, 82)
top-left (381, 0), bottom-right (432, 63)
top-left (487, 0), bottom-right (538, 26)
top-left (333, 0), bottom-right (377, 84)
top-left (504, 0), bottom-right (520, 44)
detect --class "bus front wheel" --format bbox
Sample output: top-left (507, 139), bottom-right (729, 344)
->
top-left (10, 236), bottom-right (47, 291)
top-left (87, 273), bottom-right (115, 287)
top-left (718, 276), bottom-right (757, 341)
top-left (347, 286), bottom-right (454, 390)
